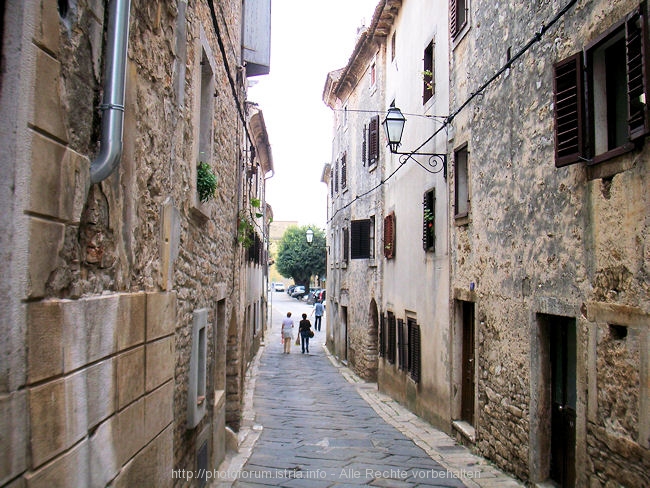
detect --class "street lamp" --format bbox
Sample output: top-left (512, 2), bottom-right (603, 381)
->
top-left (306, 228), bottom-right (314, 245)
top-left (382, 107), bottom-right (447, 178)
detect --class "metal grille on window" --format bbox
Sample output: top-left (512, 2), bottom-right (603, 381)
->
top-left (384, 212), bottom-right (395, 259)
top-left (341, 153), bottom-right (347, 189)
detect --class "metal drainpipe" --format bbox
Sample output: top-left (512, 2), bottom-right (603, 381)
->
top-left (90, 0), bottom-right (131, 184)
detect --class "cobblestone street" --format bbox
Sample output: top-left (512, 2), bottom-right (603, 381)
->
top-left (214, 294), bottom-right (522, 488)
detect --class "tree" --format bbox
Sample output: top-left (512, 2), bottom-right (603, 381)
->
top-left (276, 225), bottom-right (326, 292)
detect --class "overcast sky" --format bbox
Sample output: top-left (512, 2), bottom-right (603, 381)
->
top-left (248, 0), bottom-right (379, 230)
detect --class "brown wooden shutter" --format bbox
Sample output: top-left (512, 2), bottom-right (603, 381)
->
top-left (450, 0), bottom-right (458, 38)
top-left (369, 115), bottom-right (380, 164)
top-left (626, 4), bottom-right (649, 141)
top-left (553, 53), bottom-right (584, 167)
top-left (383, 212), bottom-right (395, 259)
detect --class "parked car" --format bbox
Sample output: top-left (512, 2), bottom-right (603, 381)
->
top-left (287, 285), bottom-right (296, 296)
top-left (290, 285), bottom-right (305, 299)
top-left (272, 282), bottom-right (285, 292)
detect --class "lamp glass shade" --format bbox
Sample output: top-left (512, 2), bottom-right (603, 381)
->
top-left (382, 107), bottom-right (406, 152)
top-left (306, 228), bottom-right (314, 244)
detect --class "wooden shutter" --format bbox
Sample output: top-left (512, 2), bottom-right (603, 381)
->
top-left (379, 314), bottom-right (386, 357)
top-left (398, 319), bottom-right (407, 371)
top-left (351, 219), bottom-right (371, 259)
top-left (362, 124), bottom-right (367, 166)
top-left (626, 4), bottom-right (649, 141)
top-left (387, 312), bottom-right (396, 364)
top-left (423, 190), bottom-right (435, 251)
top-left (553, 53), bottom-right (584, 167)
top-left (343, 227), bottom-right (349, 263)
top-left (369, 115), bottom-right (380, 164)
top-left (408, 320), bottom-right (421, 383)
top-left (383, 212), bottom-right (395, 259)
top-left (341, 153), bottom-right (347, 189)
top-left (450, 0), bottom-right (458, 38)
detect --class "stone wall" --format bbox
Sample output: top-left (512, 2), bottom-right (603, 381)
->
top-left (450, 0), bottom-right (649, 484)
top-left (0, 0), bottom-right (254, 486)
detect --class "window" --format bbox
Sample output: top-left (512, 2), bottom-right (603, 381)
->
top-left (334, 160), bottom-right (339, 193)
top-left (368, 115), bottom-right (380, 165)
top-left (340, 153), bottom-right (347, 190)
top-left (553, 5), bottom-right (649, 167)
top-left (451, 0), bottom-right (468, 39)
top-left (408, 318), bottom-right (421, 383)
top-left (369, 216), bottom-right (375, 259)
top-left (391, 32), bottom-right (396, 62)
top-left (342, 227), bottom-right (349, 263)
top-left (423, 40), bottom-right (435, 103)
top-left (350, 219), bottom-right (372, 259)
top-left (398, 319), bottom-right (408, 371)
top-left (379, 314), bottom-right (386, 357)
top-left (383, 212), bottom-right (395, 259)
top-left (387, 312), bottom-right (397, 364)
top-left (423, 189), bottom-right (435, 251)
top-left (369, 60), bottom-right (377, 89)
top-left (454, 144), bottom-right (469, 218)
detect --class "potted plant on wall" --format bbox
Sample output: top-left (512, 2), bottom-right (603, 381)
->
top-left (197, 162), bottom-right (217, 203)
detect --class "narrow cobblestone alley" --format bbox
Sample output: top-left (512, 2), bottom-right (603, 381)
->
top-left (213, 294), bottom-right (523, 488)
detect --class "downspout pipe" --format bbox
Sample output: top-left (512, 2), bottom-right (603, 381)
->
top-left (90, 0), bottom-right (131, 184)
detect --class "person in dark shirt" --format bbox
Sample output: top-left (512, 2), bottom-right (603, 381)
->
top-left (298, 313), bottom-right (313, 354)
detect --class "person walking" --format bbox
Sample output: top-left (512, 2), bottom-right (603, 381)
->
top-left (281, 312), bottom-right (294, 354)
top-left (311, 300), bottom-right (324, 331)
top-left (298, 313), bottom-right (313, 354)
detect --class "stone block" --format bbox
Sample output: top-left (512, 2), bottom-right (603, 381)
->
top-left (26, 300), bottom-right (63, 384)
top-left (0, 391), bottom-right (28, 486)
top-left (117, 397), bottom-right (146, 466)
top-left (33, 0), bottom-right (61, 54)
top-left (27, 133), bottom-right (66, 220)
top-left (25, 439), bottom-right (90, 488)
top-left (61, 298), bottom-right (87, 372)
top-left (89, 416), bottom-right (118, 487)
top-left (117, 346), bottom-right (145, 409)
top-left (117, 293), bottom-right (146, 351)
top-left (29, 371), bottom-right (90, 468)
top-left (146, 292), bottom-right (177, 340)
top-left (26, 217), bottom-right (65, 299)
top-left (144, 380), bottom-right (173, 441)
top-left (86, 358), bottom-right (116, 429)
top-left (84, 295), bottom-right (119, 363)
top-left (145, 336), bottom-right (174, 392)
top-left (113, 425), bottom-right (173, 488)
top-left (32, 48), bottom-right (67, 143)
top-left (29, 378), bottom-right (66, 468)
top-left (60, 148), bottom-right (89, 223)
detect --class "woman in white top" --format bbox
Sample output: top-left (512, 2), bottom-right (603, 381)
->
top-left (281, 312), bottom-right (294, 354)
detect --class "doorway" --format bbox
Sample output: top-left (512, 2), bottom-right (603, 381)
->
top-left (549, 316), bottom-right (577, 487)
top-left (534, 314), bottom-right (577, 487)
top-left (460, 301), bottom-right (475, 425)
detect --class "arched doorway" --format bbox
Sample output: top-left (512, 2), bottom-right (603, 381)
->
top-left (366, 299), bottom-right (379, 381)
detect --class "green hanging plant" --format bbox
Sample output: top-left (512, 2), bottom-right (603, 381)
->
top-left (238, 215), bottom-right (254, 248)
top-left (197, 162), bottom-right (217, 203)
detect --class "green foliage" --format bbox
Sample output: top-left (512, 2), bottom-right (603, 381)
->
top-left (197, 162), bottom-right (217, 203)
top-left (276, 225), bottom-right (327, 289)
top-left (238, 215), bottom-right (254, 247)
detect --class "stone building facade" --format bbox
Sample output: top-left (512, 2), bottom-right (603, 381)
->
top-left (322, 0), bottom-right (394, 379)
top-left (324, 0), bottom-right (649, 486)
top-left (448, 0), bottom-right (649, 485)
top-left (0, 0), bottom-right (271, 486)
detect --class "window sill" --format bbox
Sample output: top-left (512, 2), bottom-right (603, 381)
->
top-left (190, 199), bottom-right (212, 224)
top-left (368, 259), bottom-right (377, 268)
top-left (586, 149), bottom-right (637, 180)
top-left (454, 214), bottom-right (470, 226)
top-left (368, 162), bottom-right (378, 173)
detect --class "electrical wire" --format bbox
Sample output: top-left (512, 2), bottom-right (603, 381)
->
top-left (327, 0), bottom-right (578, 224)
